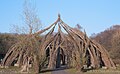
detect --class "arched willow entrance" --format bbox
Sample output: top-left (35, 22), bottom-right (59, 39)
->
top-left (45, 46), bottom-right (66, 68)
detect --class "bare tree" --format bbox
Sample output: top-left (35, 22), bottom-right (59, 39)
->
top-left (1, 1), bottom-right (43, 73)
top-left (23, 1), bottom-right (42, 34)
top-left (10, 0), bottom-right (42, 34)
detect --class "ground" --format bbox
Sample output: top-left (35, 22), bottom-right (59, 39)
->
top-left (41, 68), bottom-right (120, 74)
top-left (0, 66), bottom-right (120, 74)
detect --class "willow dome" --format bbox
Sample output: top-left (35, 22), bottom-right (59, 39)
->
top-left (1, 14), bottom-right (116, 73)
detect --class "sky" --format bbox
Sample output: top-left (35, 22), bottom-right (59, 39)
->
top-left (0, 0), bottom-right (120, 36)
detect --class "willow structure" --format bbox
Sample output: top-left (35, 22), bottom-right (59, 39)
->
top-left (1, 15), bottom-right (116, 73)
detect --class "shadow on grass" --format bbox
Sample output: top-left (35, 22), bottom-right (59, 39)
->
top-left (40, 65), bottom-right (95, 73)
top-left (40, 65), bottom-right (71, 73)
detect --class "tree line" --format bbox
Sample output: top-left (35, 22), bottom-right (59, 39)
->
top-left (91, 25), bottom-right (120, 64)
top-left (0, 33), bottom-right (17, 54)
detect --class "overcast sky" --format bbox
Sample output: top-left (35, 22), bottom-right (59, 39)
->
top-left (0, 0), bottom-right (120, 36)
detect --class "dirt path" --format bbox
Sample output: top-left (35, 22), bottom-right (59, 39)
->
top-left (51, 70), bottom-right (69, 74)
top-left (51, 65), bottom-right (69, 74)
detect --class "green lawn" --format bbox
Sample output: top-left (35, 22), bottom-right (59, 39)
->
top-left (65, 67), bottom-right (120, 74)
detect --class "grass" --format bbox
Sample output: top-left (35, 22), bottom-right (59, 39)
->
top-left (85, 69), bottom-right (120, 74)
top-left (57, 67), bottom-right (120, 74)
top-left (0, 66), bottom-right (20, 73)
top-left (0, 66), bottom-right (37, 74)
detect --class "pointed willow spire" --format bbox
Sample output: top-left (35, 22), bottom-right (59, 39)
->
top-left (58, 13), bottom-right (61, 22)
top-left (58, 13), bottom-right (60, 18)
